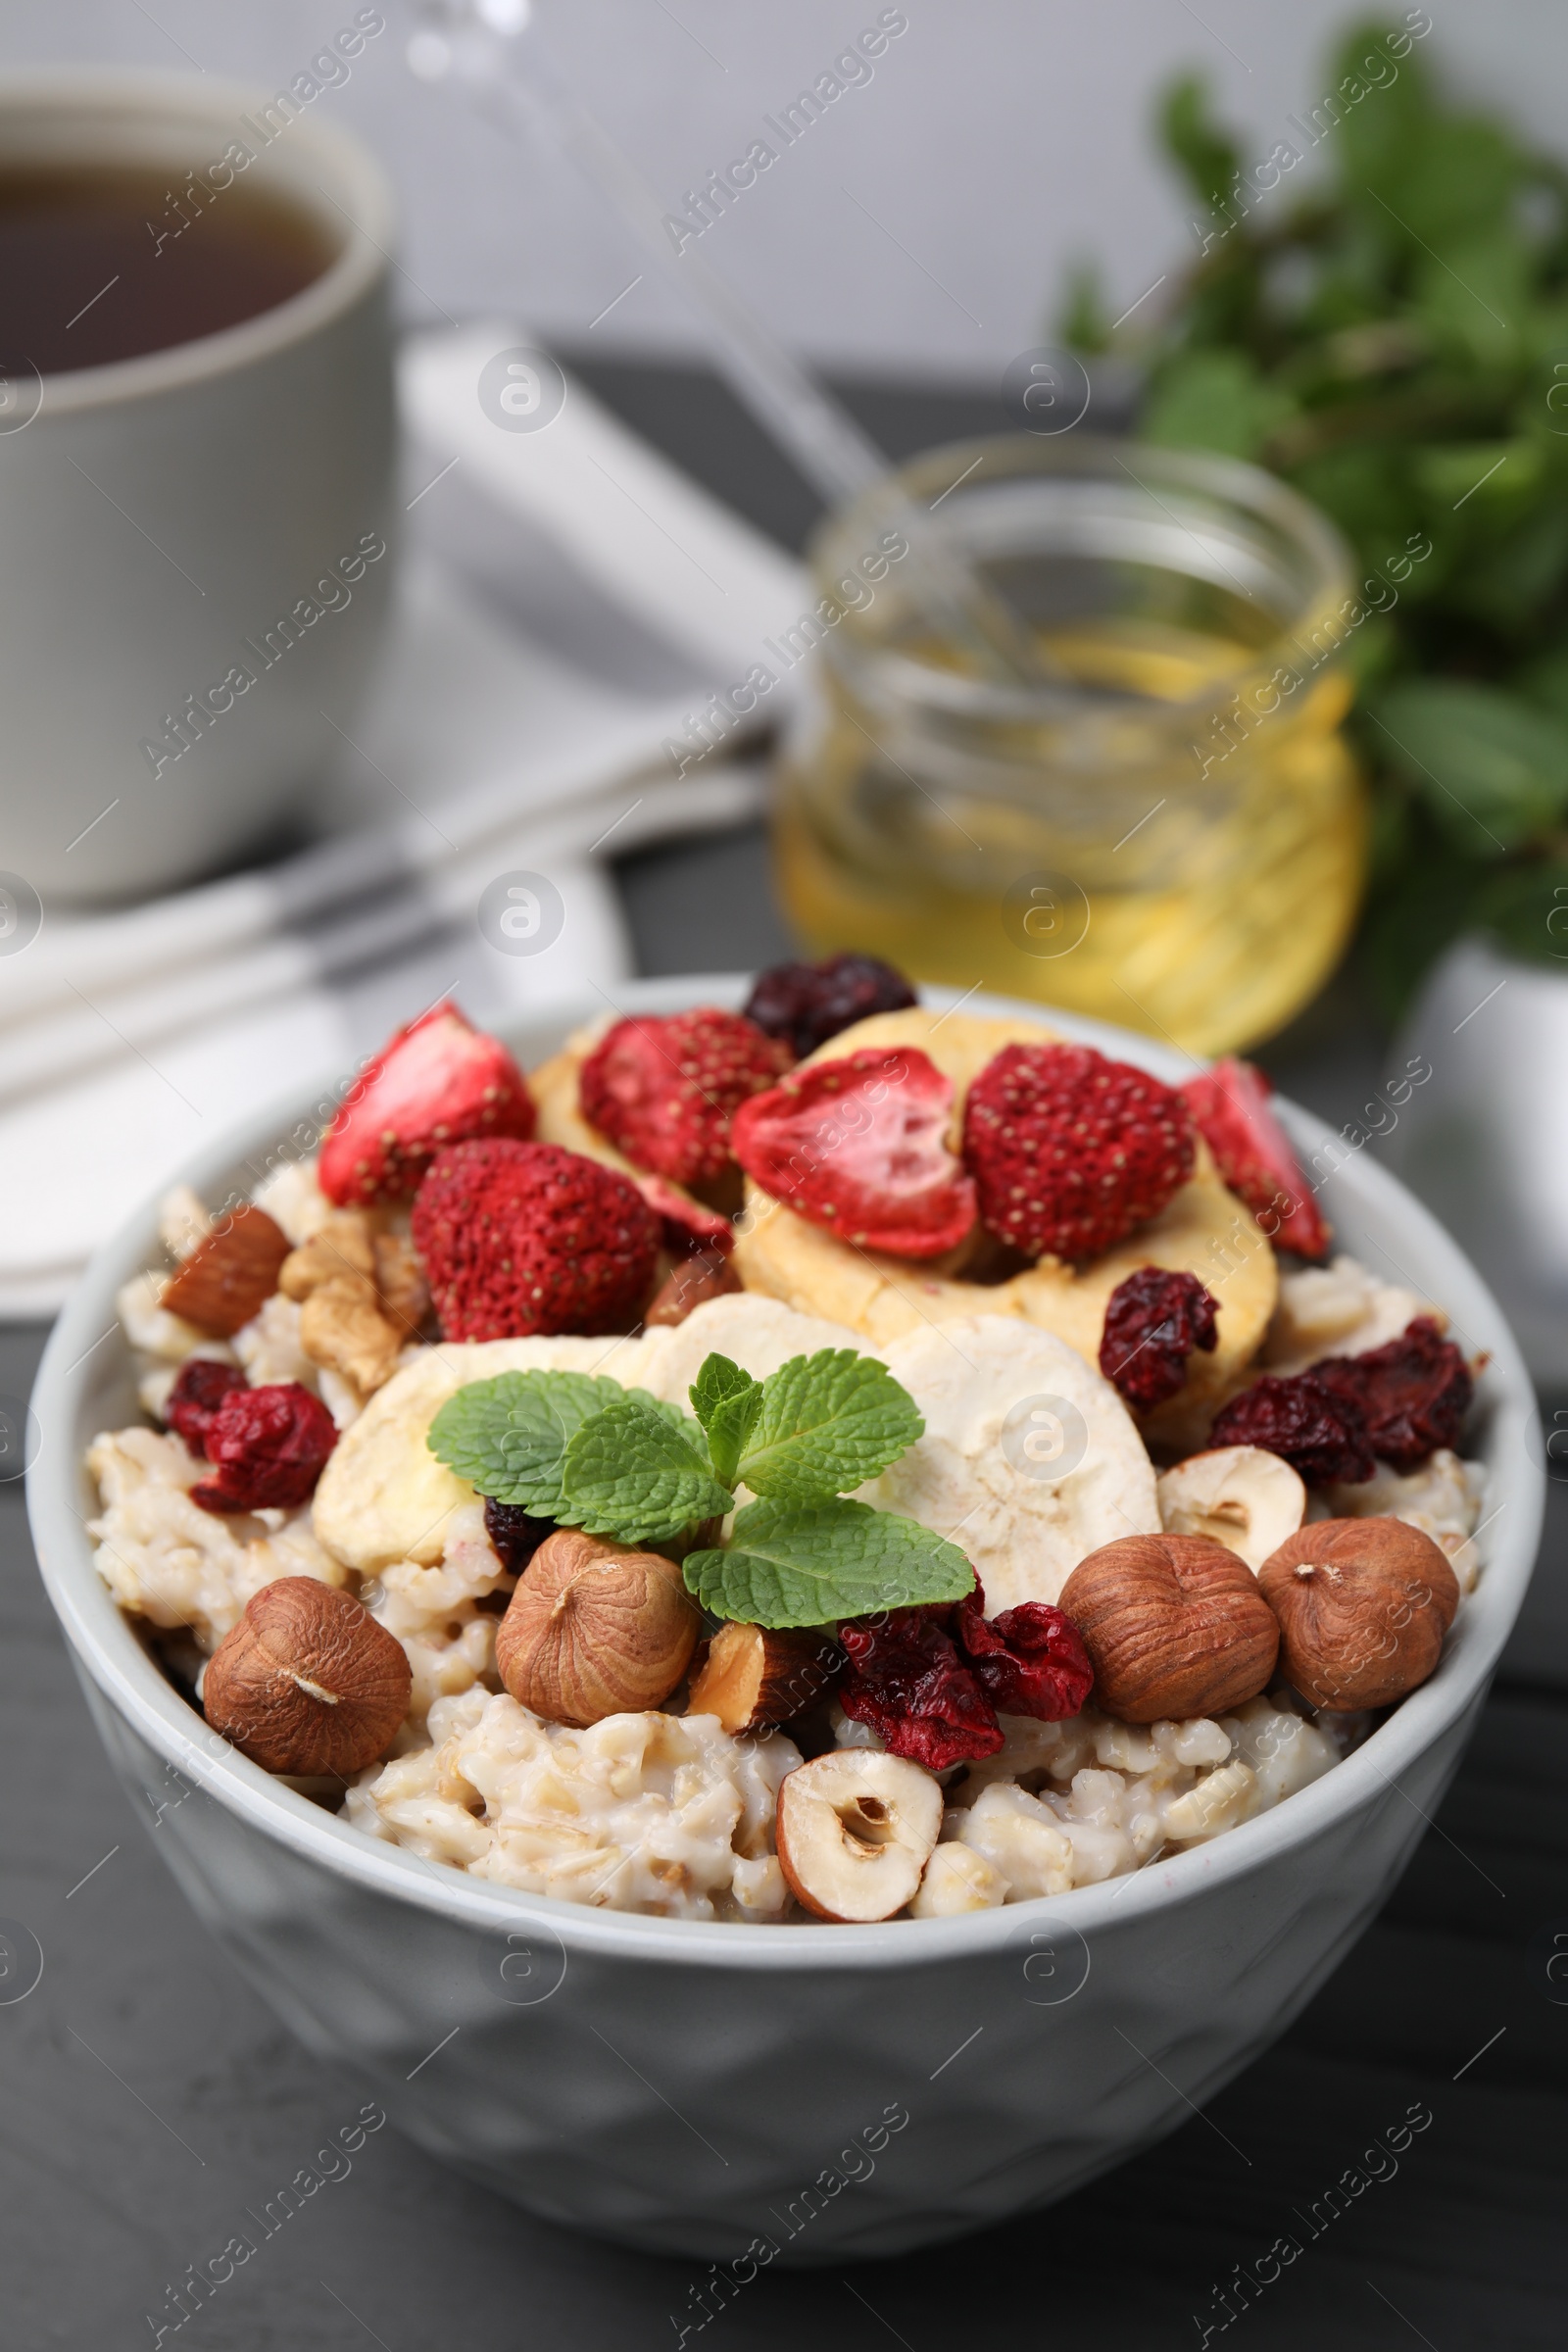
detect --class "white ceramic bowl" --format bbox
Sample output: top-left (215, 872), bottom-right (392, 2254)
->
top-left (27, 981), bottom-right (1544, 2262)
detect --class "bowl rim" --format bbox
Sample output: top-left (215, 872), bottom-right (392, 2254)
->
top-left (26, 978), bottom-right (1544, 1972)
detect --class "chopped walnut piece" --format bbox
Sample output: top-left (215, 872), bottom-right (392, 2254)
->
top-left (372, 1230), bottom-right (431, 1336)
top-left (278, 1211), bottom-right (376, 1298)
top-left (299, 1275), bottom-right (405, 1396)
top-left (279, 1210), bottom-right (415, 1398)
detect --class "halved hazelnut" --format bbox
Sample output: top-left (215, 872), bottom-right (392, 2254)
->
top-left (1156, 1446), bottom-right (1306, 1573)
top-left (203, 1577), bottom-right (412, 1776)
top-left (1058, 1534), bottom-right (1280, 1724)
top-left (161, 1204), bottom-right (290, 1337)
top-left (775, 1750), bottom-right (943, 1922)
top-left (1257, 1515), bottom-right (1459, 1711)
top-left (494, 1528), bottom-right (699, 1727)
top-left (686, 1621), bottom-right (841, 1734)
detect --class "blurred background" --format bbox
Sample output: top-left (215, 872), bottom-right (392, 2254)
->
top-left (6, 0), bottom-right (1568, 1383)
top-left (3, 0), bottom-right (1560, 373)
top-left (7, 0), bottom-right (1568, 1364)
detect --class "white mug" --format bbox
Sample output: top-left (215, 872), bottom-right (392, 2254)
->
top-left (0, 67), bottom-right (396, 903)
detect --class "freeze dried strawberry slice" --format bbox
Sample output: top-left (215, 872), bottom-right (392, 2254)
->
top-left (634, 1172), bottom-right (735, 1257)
top-left (319, 1002), bottom-right (534, 1206)
top-left (963, 1042), bottom-right (1195, 1263)
top-left (730, 1047), bottom-right (977, 1258)
top-left (1180, 1057), bottom-right (1329, 1261)
top-left (413, 1138), bottom-right (660, 1342)
top-left (579, 1008), bottom-right (789, 1190)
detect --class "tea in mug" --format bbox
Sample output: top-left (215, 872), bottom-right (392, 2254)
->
top-left (0, 164), bottom-right (333, 373)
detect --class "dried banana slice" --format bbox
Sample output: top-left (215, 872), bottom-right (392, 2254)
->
top-left (858, 1314), bottom-right (1160, 1612)
top-left (313, 1333), bottom-right (662, 1572)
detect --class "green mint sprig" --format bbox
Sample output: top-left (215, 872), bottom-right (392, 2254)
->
top-left (427, 1369), bottom-right (627, 1517)
top-left (561, 1396), bottom-right (734, 1544)
top-left (425, 1346), bottom-right (968, 1627)
top-left (683, 1498), bottom-right (973, 1629)
top-left (711, 1348), bottom-right (924, 1500)
top-left (689, 1352), bottom-right (763, 1490)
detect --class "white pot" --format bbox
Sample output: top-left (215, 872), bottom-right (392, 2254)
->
top-left (25, 982), bottom-right (1543, 2261)
top-left (1391, 936), bottom-right (1568, 1388)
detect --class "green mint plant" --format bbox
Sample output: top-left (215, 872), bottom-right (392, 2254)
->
top-left (426, 1349), bottom-right (973, 1630)
top-left (1060, 17), bottom-right (1568, 1014)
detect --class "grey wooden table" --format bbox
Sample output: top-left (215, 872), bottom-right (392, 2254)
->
top-left (2, 368), bottom-right (1564, 2352)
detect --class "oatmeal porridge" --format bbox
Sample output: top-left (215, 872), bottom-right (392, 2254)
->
top-left (85, 979), bottom-right (1488, 1924)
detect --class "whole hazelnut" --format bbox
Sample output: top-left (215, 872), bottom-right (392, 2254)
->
top-left (1058, 1534), bottom-right (1280, 1724)
top-left (495, 1528), bottom-right (699, 1726)
top-left (1257, 1516), bottom-right (1459, 1711)
top-left (203, 1578), bottom-right (412, 1776)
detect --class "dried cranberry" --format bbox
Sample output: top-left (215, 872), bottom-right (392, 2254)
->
top-left (1309, 1318), bottom-right (1472, 1473)
top-left (838, 1607), bottom-right (1004, 1770)
top-left (190, 1383), bottom-right (338, 1513)
top-left (1208, 1373), bottom-right (1374, 1487)
top-left (165, 1358), bottom-right (248, 1458)
top-left (483, 1497), bottom-right (556, 1573)
top-left (743, 953), bottom-right (916, 1059)
top-left (1099, 1267), bottom-right (1218, 1410)
top-left (953, 1584), bottom-right (1094, 1721)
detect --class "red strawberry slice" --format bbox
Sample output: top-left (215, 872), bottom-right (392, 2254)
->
top-left (413, 1139), bottom-right (660, 1341)
top-left (319, 1002), bottom-right (534, 1206)
top-left (729, 1047), bottom-right (977, 1257)
top-left (634, 1172), bottom-right (735, 1257)
top-left (578, 1007), bottom-right (789, 1190)
top-left (1180, 1057), bottom-right (1329, 1260)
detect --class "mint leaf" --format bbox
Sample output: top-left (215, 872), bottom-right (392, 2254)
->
top-left (689, 1352), bottom-right (763, 1490)
top-left (690, 1350), bottom-right (758, 1425)
top-left (563, 1397), bottom-right (734, 1544)
top-left (1141, 348), bottom-right (1296, 463)
top-left (736, 1350), bottom-right (924, 1500)
top-left (1156, 73), bottom-right (1240, 212)
top-left (684, 1497), bottom-right (972, 1630)
top-left (1369, 680), bottom-right (1568, 856)
top-left (427, 1370), bottom-right (624, 1512)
